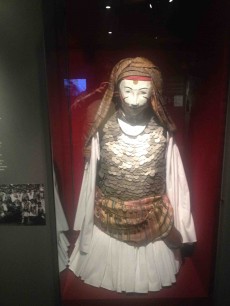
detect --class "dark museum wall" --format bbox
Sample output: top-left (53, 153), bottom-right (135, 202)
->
top-left (0, 1), bottom-right (60, 305)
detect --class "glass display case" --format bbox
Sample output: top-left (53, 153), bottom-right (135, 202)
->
top-left (44, 0), bottom-right (230, 305)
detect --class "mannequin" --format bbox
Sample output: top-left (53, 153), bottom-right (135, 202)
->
top-left (69, 57), bottom-right (196, 293)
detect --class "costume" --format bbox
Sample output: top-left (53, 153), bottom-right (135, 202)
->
top-left (69, 57), bottom-right (196, 293)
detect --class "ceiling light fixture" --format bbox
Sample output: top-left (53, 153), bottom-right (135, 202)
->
top-left (106, 5), bottom-right (111, 9)
top-left (108, 31), bottom-right (112, 34)
top-left (149, 3), bottom-right (153, 9)
top-left (169, 0), bottom-right (173, 3)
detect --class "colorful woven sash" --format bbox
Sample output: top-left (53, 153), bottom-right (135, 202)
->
top-left (94, 188), bottom-right (174, 246)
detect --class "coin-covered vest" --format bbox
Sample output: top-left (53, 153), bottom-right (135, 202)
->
top-left (97, 113), bottom-right (167, 201)
top-left (94, 113), bottom-right (174, 245)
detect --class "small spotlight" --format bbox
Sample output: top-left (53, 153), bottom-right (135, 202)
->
top-left (108, 31), bottom-right (112, 34)
top-left (149, 3), bottom-right (153, 9)
top-left (154, 36), bottom-right (158, 40)
top-left (169, 0), bottom-right (173, 3)
top-left (106, 5), bottom-right (111, 9)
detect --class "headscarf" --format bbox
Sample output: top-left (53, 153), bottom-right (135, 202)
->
top-left (85, 57), bottom-right (176, 147)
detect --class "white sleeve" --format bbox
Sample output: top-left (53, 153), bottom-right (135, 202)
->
top-left (53, 169), bottom-right (70, 272)
top-left (166, 136), bottom-right (197, 243)
top-left (73, 133), bottom-right (100, 253)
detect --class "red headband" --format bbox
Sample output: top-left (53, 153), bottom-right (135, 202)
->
top-left (123, 76), bottom-right (152, 81)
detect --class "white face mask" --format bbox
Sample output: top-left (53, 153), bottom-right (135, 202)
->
top-left (119, 79), bottom-right (153, 107)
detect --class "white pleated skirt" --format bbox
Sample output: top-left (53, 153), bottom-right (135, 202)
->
top-left (69, 225), bottom-right (180, 293)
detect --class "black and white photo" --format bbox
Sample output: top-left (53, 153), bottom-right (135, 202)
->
top-left (0, 184), bottom-right (46, 225)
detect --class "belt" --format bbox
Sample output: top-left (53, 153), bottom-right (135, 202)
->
top-left (94, 187), bottom-right (174, 246)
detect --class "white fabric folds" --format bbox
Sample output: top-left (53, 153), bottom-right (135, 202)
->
top-left (53, 170), bottom-right (70, 272)
top-left (69, 133), bottom-right (196, 292)
top-left (73, 134), bottom-right (100, 253)
top-left (69, 225), bottom-right (179, 293)
top-left (166, 136), bottom-right (197, 243)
